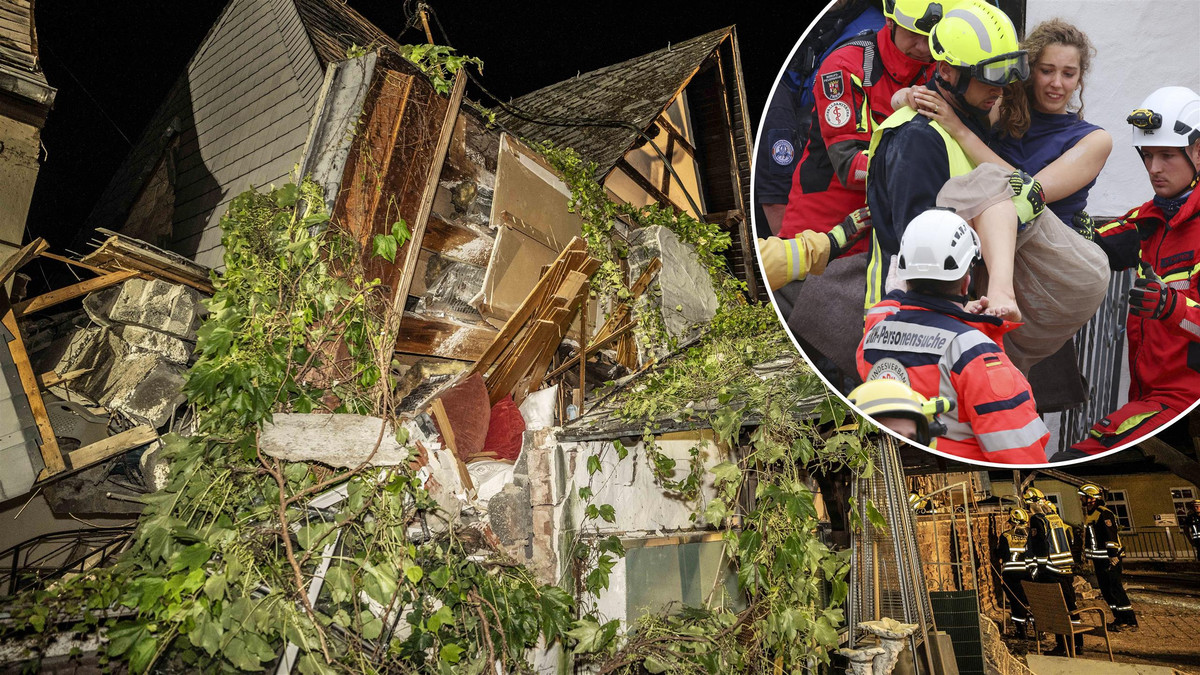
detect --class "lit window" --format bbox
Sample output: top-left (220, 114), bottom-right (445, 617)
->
top-left (1171, 486), bottom-right (1197, 517)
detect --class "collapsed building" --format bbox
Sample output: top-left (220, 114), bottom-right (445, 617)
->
top-left (0, 1), bottom-right (857, 671)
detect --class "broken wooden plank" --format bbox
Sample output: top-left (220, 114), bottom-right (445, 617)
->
top-left (1, 291), bottom-right (65, 477)
top-left (38, 368), bottom-right (92, 390)
top-left (83, 230), bottom-right (214, 295)
top-left (469, 237), bottom-right (587, 378)
top-left (38, 251), bottom-right (111, 277)
top-left (0, 237), bottom-right (47, 286)
top-left (576, 290), bottom-right (588, 411)
top-left (66, 425), bottom-right (158, 473)
top-left (428, 397), bottom-right (475, 491)
top-left (13, 269), bottom-right (139, 317)
top-left (486, 319), bottom-right (559, 405)
top-left (544, 321), bottom-right (635, 380)
top-left (394, 313), bottom-right (497, 362)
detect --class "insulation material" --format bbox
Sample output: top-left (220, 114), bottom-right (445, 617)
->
top-left (475, 134), bottom-right (595, 333)
top-left (395, 360), bottom-right (467, 413)
top-left (415, 261), bottom-right (485, 320)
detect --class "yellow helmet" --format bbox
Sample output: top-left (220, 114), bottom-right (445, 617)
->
top-left (884, 0), bottom-right (953, 36)
top-left (1077, 483), bottom-right (1104, 501)
top-left (847, 379), bottom-right (951, 445)
top-left (1022, 486), bottom-right (1045, 502)
top-left (928, 0), bottom-right (1027, 87)
top-left (1009, 507), bottom-right (1029, 525)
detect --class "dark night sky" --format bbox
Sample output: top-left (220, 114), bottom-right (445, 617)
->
top-left (25, 1), bottom-right (823, 251)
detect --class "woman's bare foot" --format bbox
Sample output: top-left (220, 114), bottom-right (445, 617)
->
top-left (980, 293), bottom-right (1021, 322)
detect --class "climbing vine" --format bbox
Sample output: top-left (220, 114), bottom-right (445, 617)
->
top-left (0, 181), bottom-right (577, 674)
top-left (536, 144), bottom-right (882, 672)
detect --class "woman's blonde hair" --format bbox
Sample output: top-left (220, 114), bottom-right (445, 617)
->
top-left (996, 19), bottom-right (1095, 138)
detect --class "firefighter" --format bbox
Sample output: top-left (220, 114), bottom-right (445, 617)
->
top-left (1058, 86), bottom-right (1200, 456)
top-left (996, 508), bottom-right (1032, 637)
top-left (779, 0), bottom-right (944, 240)
top-left (847, 373), bottom-right (952, 446)
top-left (865, 0), bottom-right (1033, 311)
top-left (1078, 484), bottom-right (1138, 630)
top-left (776, 0), bottom-right (947, 388)
top-left (1023, 487), bottom-right (1082, 654)
top-left (854, 209), bottom-right (1048, 463)
top-left (758, 208), bottom-right (872, 290)
top-left (1183, 500), bottom-right (1200, 561)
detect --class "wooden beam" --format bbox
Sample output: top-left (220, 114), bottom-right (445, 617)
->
top-left (66, 425), bottom-right (158, 473)
top-left (38, 252), bottom-right (111, 277)
top-left (38, 368), bottom-right (92, 390)
top-left (394, 314), bottom-right (497, 362)
top-left (1, 291), bottom-right (65, 477)
top-left (615, 159), bottom-right (675, 209)
top-left (0, 237), bottom-right (47, 286)
top-left (544, 321), bottom-right (635, 380)
top-left (13, 269), bottom-right (139, 316)
top-left (388, 69), bottom-right (468, 350)
top-left (576, 290), bottom-right (588, 411)
top-left (428, 397), bottom-right (475, 491)
top-left (470, 237), bottom-right (586, 378)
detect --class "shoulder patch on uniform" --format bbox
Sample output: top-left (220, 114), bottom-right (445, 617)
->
top-left (771, 139), bottom-right (794, 166)
top-left (981, 353), bottom-right (1017, 398)
top-left (866, 358), bottom-right (910, 385)
top-left (822, 70), bottom-right (845, 101)
top-left (825, 101), bottom-right (853, 128)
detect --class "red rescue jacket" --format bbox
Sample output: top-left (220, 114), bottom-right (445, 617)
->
top-left (1095, 186), bottom-right (1200, 412)
top-left (857, 291), bottom-right (1049, 464)
top-left (779, 27), bottom-right (933, 248)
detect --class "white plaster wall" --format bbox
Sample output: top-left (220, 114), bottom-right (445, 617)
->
top-left (1026, 1), bottom-right (1200, 217)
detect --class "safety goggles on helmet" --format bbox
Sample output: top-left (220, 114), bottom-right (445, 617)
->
top-left (968, 51), bottom-right (1029, 87)
top-left (885, 0), bottom-right (946, 35)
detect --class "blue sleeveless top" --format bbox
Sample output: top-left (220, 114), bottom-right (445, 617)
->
top-left (990, 110), bottom-right (1103, 222)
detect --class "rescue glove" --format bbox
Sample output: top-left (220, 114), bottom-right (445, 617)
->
top-left (826, 207), bottom-right (872, 260)
top-left (1129, 264), bottom-right (1179, 321)
top-left (1008, 170), bottom-right (1046, 228)
top-left (1070, 210), bottom-right (1097, 241)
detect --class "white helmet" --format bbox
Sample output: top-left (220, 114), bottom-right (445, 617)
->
top-left (897, 209), bottom-right (980, 282)
top-left (1128, 86), bottom-right (1200, 148)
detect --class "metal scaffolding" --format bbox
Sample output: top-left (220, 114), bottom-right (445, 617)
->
top-left (847, 436), bottom-right (935, 664)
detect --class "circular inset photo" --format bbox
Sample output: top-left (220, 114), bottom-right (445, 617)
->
top-left (751, 0), bottom-right (1200, 466)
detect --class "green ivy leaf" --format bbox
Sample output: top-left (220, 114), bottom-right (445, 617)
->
top-left (275, 183), bottom-right (299, 207)
top-left (644, 654), bottom-right (671, 673)
top-left (597, 504), bottom-right (616, 523)
top-left (429, 565), bottom-right (451, 589)
top-left (392, 219), bottom-right (411, 247)
top-left (439, 643), bottom-right (464, 664)
top-left (324, 565), bottom-right (353, 604)
top-left (710, 461), bottom-right (741, 486)
top-left (372, 233), bottom-right (398, 263)
top-left (171, 543), bottom-right (212, 572)
top-left (587, 454), bottom-right (601, 475)
top-left (427, 605), bottom-right (454, 633)
top-left (403, 560), bottom-right (424, 585)
top-left (297, 521), bottom-right (335, 551)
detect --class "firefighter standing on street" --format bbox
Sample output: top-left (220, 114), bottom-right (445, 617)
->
top-left (1023, 487), bottom-right (1082, 654)
top-left (1078, 484), bottom-right (1138, 630)
top-left (996, 508), bottom-right (1032, 637)
top-left (1183, 499), bottom-right (1200, 561)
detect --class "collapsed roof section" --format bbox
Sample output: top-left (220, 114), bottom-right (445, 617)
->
top-left (81, 1), bottom-right (759, 298)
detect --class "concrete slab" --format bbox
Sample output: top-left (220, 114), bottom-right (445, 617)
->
top-left (260, 413), bottom-right (411, 466)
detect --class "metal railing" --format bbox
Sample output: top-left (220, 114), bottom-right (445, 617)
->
top-left (1120, 528), bottom-right (1195, 561)
top-left (0, 526), bottom-right (135, 596)
top-left (1053, 269), bottom-right (1134, 454)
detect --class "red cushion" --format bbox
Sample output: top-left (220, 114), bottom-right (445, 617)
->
top-left (434, 372), bottom-right (490, 460)
top-left (481, 395), bottom-right (525, 462)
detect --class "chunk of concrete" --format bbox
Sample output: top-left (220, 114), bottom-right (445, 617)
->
top-left (46, 327), bottom-right (186, 428)
top-left (260, 414), bottom-right (411, 467)
top-left (83, 278), bottom-right (203, 341)
top-left (627, 225), bottom-right (718, 351)
top-left (114, 324), bottom-right (191, 365)
top-left (487, 482), bottom-right (532, 553)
